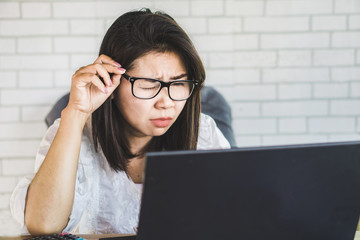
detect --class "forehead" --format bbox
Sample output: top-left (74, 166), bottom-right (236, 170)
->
top-left (129, 51), bottom-right (186, 76)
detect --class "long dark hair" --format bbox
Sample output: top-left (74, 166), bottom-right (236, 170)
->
top-left (92, 8), bottom-right (205, 172)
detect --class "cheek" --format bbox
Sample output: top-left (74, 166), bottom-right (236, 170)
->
top-left (175, 101), bottom-right (187, 116)
top-left (115, 92), bottom-right (151, 123)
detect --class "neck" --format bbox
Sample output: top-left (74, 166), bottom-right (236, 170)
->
top-left (128, 156), bottom-right (145, 183)
top-left (127, 134), bottom-right (153, 155)
top-left (127, 136), bottom-right (152, 184)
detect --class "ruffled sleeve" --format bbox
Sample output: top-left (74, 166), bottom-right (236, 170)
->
top-left (197, 113), bottom-right (231, 150)
top-left (10, 118), bottom-right (90, 234)
top-left (10, 173), bottom-right (35, 234)
top-left (10, 119), bottom-right (61, 234)
top-left (63, 134), bottom-right (93, 233)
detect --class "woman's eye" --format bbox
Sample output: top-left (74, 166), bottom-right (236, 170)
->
top-left (137, 79), bottom-right (159, 90)
top-left (140, 86), bottom-right (157, 90)
top-left (172, 82), bottom-right (185, 86)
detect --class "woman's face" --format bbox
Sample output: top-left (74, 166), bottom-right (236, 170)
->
top-left (114, 51), bottom-right (188, 140)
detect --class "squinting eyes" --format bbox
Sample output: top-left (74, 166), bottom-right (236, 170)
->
top-left (122, 73), bottom-right (198, 101)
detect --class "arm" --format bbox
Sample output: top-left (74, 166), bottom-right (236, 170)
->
top-left (24, 55), bottom-right (125, 235)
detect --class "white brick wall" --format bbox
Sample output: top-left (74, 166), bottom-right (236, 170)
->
top-left (332, 67), bottom-right (360, 81)
top-left (233, 118), bottom-right (277, 134)
top-left (279, 118), bottom-right (307, 133)
top-left (208, 17), bottom-right (242, 33)
top-left (54, 37), bottom-right (99, 53)
top-left (244, 17), bottom-right (309, 32)
top-left (234, 35), bottom-right (258, 50)
top-left (0, 107), bottom-right (19, 122)
top-left (309, 117), bottom-right (355, 133)
top-left (331, 100), bottom-right (360, 115)
top-left (0, 39), bottom-right (16, 53)
top-left (225, 1), bottom-right (264, 16)
top-left (278, 50), bottom-right (311, 67)
top-left (261, 33), bottom-right (329, 49)
top-left (154, 1), bottom-right (190, 16)
top-left (235, 51), bottom-right (277, 67)
top-left (335, 0), bottom-right (360, 13)
top-left (193, 35), bottom-right (234, 51)
top-left (266, 0), bottom-right (333, 15)
top-left (313, 83), bottom-right (349, 98)
top-left (21, 3), bottom-right (51, 18)
top-left (191, 1), bottom-right (223, 16)
top-left (232, 102), bottom-right (260, 117)
top-left (349, 15), bottom-right (360, 29)
top-left (1, 89), bottom-right (69, 105)
top-left (209, 52), bottom-right (233, 67)
top-left (2, 159), bottom-right (34, 176)
top-left (0, 55), bottom-right (69, 69)
top-left (18, 37), bottom-right (52, 53)
top-left (0, 3), bottom-right (20, 18)
top-left (0, 0), bottom-right (360, 236)
top-left (0, 71), bottom-right (17, 88)
top-left (262, 134), bottom-right (328, 145)
top-left (312, 16), bottom-right (347, 31)
top-left (351, 83), bottom-right (360, 97)
top-left (70, 20), bottom-right (105, 35)
top-left (177, 17), bottom-right (207, 34)
top-left (263, 68), bottom-right (329, 82)
top-left (234, 84), bottom-right (276, 100)
top-left (0, 20), bottom-right (69, 36)
top-left (278, 84), bottom-right (312, 99)
top-left (332, 32), bottom-right (360, 48)
top-left (0, 140), bottom-right (40, 158)
top-left (314, 49), bottom-right (355, 66)
top-left (234, 69), bottom-right (260, 83)
top-left (19, 71), bottom-right (53, 88)
top-left (263, 101), bottom-right (328, 116)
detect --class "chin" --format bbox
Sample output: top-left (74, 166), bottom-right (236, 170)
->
top-left (150, 128), bottom-right (170, 137)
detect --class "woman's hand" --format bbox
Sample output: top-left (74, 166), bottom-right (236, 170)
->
top-left (67, 54), bottom-right (126, 115)
top-left (25, 55), bottom-right (126, 235)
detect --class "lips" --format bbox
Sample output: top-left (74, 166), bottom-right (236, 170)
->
top-left (151, 117), bottom-right (173, 128)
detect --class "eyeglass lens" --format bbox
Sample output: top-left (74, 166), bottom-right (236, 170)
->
top-left (133, 79), bottom-right (193, 100)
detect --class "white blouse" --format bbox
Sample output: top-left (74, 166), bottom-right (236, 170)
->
top-left (10, 113), bottom-right (230, 234)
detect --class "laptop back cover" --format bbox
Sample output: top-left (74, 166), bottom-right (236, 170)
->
top-left (137, 141), bottom-right (360, 240)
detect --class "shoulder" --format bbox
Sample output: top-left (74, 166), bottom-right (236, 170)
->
top-left (199, 113), bottom-right (217, 130)
top-left (42, 118), bottom-right (96, 165)
top-left (198, 113), bottom-right (231, 150)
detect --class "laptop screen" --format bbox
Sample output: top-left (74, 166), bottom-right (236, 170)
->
top-left (137, 141), bottom-right (360, 240)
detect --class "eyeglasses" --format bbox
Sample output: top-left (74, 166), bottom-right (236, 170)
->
top-left (122, 73), bottom-right (199, 101)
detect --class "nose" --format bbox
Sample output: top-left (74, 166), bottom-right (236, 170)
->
top-left (155, 87), bottom-right (175, 109)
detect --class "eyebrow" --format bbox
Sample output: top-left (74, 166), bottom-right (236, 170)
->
top-left (170, 73), bottom-right (188, 80)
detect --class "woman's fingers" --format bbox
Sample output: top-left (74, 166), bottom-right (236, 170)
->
top-left (77, 63), bottom-right (125, 87)
top-left (74, 73), bottom-right (107, 94)
top-left (69, 55), bottom-right (126, 113)
top-left (75, 66), bottom-right (123, 96)
top-left (95, 54), bottom-right (121, 68)
top-left (93, 64), bottom-right (113, 87)
top-left (111, 73), bottom-right (122, 87)
top-left (76, 63), bottom-right (125, 91)
top-left (90, 74), bottom-right (109, 94)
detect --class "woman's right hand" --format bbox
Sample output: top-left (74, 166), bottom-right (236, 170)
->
top-left (25, 54), bottom-right (126, 235)
top-left (66, 54), bottom-right (126, 116)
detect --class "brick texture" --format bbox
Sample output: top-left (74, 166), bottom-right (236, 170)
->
top-left (0, 0), bottom-right (360, 235)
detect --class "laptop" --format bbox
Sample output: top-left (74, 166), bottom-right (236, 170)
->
top-left (135, 141), bottom-right (360, 240)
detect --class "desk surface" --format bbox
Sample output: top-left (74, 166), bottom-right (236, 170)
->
top-left (2, 232), bottom-right (360, 240)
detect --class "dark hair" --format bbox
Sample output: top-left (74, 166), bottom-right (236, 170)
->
top-left (92, 8), bottom-right (205, 172)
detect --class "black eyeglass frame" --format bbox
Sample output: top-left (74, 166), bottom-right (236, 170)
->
top-left (122, 73), bottom-right (199, 101)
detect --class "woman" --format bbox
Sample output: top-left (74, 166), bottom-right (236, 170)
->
top-left (10, 9), bottom-right (230, 235)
